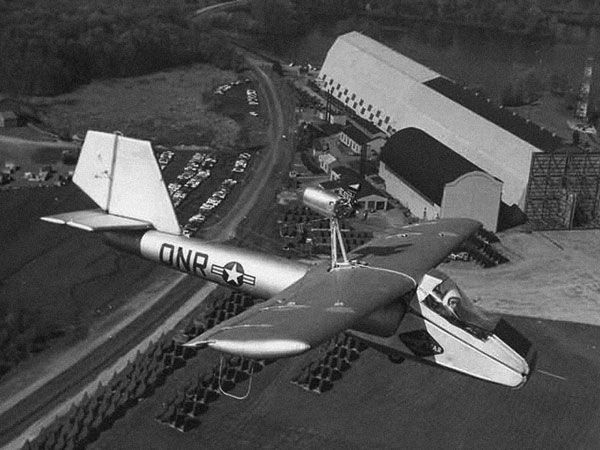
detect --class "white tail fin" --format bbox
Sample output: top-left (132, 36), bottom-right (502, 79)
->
top-left (72, 130), bottom-right (180, 235)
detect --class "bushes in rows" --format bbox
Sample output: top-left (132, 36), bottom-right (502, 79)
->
top-left (291, 333), bottom-right (368, 394)
top-left (24, 291), bottom-right (258, 448)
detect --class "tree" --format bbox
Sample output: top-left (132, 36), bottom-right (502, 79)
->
top-left (249, 0), bottom-right (299, 37)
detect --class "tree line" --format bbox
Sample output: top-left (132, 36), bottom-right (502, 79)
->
top-left (0, 0), bottom-right (243, 96)
top-left (244, 0), bottom-right (553, 38)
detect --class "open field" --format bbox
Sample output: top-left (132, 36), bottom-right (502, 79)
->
top-left (0, 185), bottom-right (157, 378)
top-left (37, 64), bottom-right (241, 147)
top-left (442, 229), bottom-right (600, 326)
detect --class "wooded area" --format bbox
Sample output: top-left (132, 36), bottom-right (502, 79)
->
top-left (245, 0), bottom-right (553, 38)
top-left (0, 0), bottom-right (242, 95)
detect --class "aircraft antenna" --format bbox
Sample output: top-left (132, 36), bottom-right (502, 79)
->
top-left (105, 131), bottom-right (122, 211)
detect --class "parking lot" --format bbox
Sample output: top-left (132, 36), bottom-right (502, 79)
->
top-left (159, 146), bottom-right (256, 236)
top-left (157, 144), bottom-right (260, 237)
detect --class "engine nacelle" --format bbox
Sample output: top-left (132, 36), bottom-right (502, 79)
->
top-left (300, 187), bottom-right (354, 219)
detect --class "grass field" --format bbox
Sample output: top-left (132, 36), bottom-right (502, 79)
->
top-left (0, 185), bottom-right (157, 376)
top-left (37, 64), bottom-right (242, 148)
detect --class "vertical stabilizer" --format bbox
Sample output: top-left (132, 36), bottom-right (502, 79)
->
top-left (73, 130), bottom-right (180, 235)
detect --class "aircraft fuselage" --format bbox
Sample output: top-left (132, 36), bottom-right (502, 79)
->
top-left (102, 230), bottom-right (309, 298)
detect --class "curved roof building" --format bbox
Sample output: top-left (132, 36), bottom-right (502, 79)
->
top-left (318, 31), bottom-right (563, 208)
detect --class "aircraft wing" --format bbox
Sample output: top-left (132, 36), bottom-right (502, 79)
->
top-left (185, 218), bottom-right (481, 359)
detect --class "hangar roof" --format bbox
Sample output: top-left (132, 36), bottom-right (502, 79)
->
top-left (335, 32), bottom-right (439, 83)
top-left (380, 128), bottom-right (487, 205)
top-left (424, 77), bottom-right (563, 152)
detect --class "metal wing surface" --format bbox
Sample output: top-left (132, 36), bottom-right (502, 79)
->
top-left (350, 218), bottom-right (482, 279)
top-left (186, 218), bottom-right (481, 359)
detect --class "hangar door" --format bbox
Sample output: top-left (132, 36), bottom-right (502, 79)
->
top-left (441, 171), bottom-right (502, 231)
top-left (525, 151), bottom-right (600, 230)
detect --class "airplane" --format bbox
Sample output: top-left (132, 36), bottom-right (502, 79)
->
top-left (42, 131), bottom-right (534, 389)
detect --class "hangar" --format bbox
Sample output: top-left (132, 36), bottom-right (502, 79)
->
top-left (318, 31), bottom-right (600, 230)
top-left (318, 31), bottom-right (563, 209)
top-left (380, 128), bottom-right (502, 231)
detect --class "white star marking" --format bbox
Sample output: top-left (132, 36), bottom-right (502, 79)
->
top-left (224, 264), bottom-right (243, 285)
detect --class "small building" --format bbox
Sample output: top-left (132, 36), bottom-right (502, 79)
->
top-left (379, 128), bottom-right (503, 230)
top-left (365, 136), bottom-right (387, 158)
top-left (313, 122), bottom-right (343, 155)
top-left (318, 152), bottom-right (338, 173)
top-left (0, 111), bottom-right (18, 128)
top-left (330, 114), bottom-right (347, 125)
top-left (339, 123), bottom-right (386, 159)
top-left (320, 170), bottom-right (388, 212)
top-left (339, 124), bottom-right (369, 155)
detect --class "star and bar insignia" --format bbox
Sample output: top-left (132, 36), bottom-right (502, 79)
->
top-left (211, 261), bottom-right (256, 287)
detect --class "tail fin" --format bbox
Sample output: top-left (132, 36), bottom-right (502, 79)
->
top-left (69, 130), bottom-right (180, 234)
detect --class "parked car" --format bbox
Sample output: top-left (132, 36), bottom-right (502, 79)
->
top-left (183, 223), bottom-right (200, 237)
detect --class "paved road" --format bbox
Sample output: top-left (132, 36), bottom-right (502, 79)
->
top-left (202, 58), bottom-right (287, 241)
top-left (0, 135), bottom-right (77, 148)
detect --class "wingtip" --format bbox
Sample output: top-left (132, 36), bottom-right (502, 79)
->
top-left (207, 339), bottom-right (311, 359)
top-left (183, 338), bottom-right (214, 348)
top-left (40, 216), bottom-right (66, 225)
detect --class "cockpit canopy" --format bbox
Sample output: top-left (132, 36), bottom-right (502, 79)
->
top-left (422, 270), bottom-right (499, 340)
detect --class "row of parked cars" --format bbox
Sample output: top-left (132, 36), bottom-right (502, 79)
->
top-left (214, 78), bottom-right (252, 95)
top-left (183, 177), bottom-right (238, 237)
top-left (167, 152), bottom-right (217, 207)
top-left (232, 152), bottom-right (251, 174)
top-left (182, 151), bottom-right (254, 237)
top-left (246, 89), bottom-right (258, 106)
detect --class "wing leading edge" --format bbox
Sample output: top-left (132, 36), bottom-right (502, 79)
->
top-left (186, 218), bottom-right (481, 359)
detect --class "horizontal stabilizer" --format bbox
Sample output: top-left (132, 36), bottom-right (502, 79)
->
top-left (41, 209), bottom-right (152, 232)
